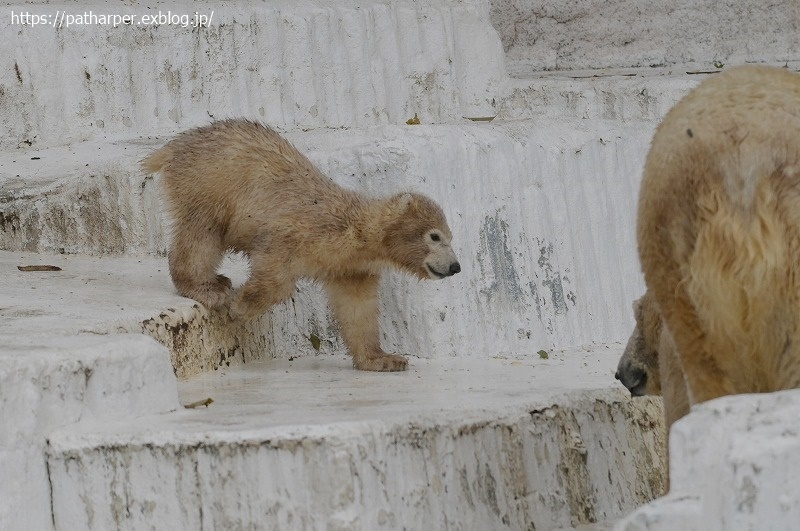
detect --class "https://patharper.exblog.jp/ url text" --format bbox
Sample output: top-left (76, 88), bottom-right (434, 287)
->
top-left (11, 10), bottom-right (214, 29)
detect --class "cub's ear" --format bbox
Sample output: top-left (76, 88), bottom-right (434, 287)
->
top-left (387, 193), bottom-right (414, 218)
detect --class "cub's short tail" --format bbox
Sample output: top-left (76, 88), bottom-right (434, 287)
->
top-left (140, 146), bottom-right (170, 174)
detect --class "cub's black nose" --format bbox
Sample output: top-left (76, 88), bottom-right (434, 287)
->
top-left (616, 364), bottom-right (648, 396)
top-left (449, 262), bottom-right (461, 275)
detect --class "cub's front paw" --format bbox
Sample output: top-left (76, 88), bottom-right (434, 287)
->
top-left (354, 353), bottom-right (409, 372)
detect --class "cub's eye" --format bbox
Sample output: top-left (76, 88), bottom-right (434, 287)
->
top-left (429, 233), bottom-right (441, 242)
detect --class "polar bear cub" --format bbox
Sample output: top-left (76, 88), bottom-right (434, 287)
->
top-left (143, 119), bottom-right (460, 372)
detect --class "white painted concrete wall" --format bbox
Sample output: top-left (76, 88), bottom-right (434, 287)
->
top-left (0, 1), bottom-right (666, 528)
top-left (284, 119), bottom-right (653, 358)
top-left (2, 0), bottom-right (505, 151)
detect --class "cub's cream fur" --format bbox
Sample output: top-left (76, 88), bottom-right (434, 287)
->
top-left (143, 119), bottom-right (460, 372)
top-left (618, 65), bottom-right (800, 428)
top-left (616, 294), bottom-right (689, 429)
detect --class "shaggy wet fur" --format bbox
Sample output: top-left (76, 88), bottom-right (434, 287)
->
top-left (624, 65), bottom-right (800, 427)
top-left (143, 119), bottom-right (460, 372)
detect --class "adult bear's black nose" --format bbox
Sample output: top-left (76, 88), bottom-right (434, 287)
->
top-left (449, 262), bottom-right (461, 275)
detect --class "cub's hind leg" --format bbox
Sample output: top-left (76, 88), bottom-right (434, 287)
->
top-left (168, 220), bottom-right (232, 308)
top-left (326, 273), bottom-right (408, 372)
top-left (229, 249), bottom-right (297, 321)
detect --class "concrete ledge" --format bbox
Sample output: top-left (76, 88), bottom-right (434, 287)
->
top-left (0, 136), bottom-right (165, 254)
top-left (616, 390), bottom-right (800, 531)
top-left (0, 334), bottom-right (179, 531)
top-left (489, 0), bottom-right (800, 73)
top-left (47, 353), bottom-right (666, 530)
top-left (497, 69), bottom-right (705, 122)
top-left (615, 495), bottom-right (702, 531)
top-left (0, 250), bottom-right (275, 378)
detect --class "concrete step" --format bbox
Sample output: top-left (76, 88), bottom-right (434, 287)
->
top-left (496, 68), bottom-right (708, 123)
top-left (2, 115), bottom-right (656, 255)
top-left (2, 0), bottom-right (505, 151)
top-left (1, 250), bottom-right (271, 379)
top-left (616, 389), bottom-right (800, 530)
top-left (0, 250), bottom-right (665, 531)
top-left (2, 69), bottom-right (715, 260)
top-left (489, 0), bottom-right (800, 75)
top-left (2, 68), bottom-right (701, 251)
top-left (8, 0), bottom-right (796, 152)
top-left (0, 135), bottom-right (165, 255)
top-left (47, 351), bottom-right (666, 531)
top-left (0, 333), bottom-right (179, 531)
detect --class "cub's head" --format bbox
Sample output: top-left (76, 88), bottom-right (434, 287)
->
top-left (382, 193), bottom-right (460, 280)
top-left (615, 291), bottom-right (663, 396)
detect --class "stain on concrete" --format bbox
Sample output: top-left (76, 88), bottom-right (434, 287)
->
top-left (412, 72), bottom-right (437, 92)
top-left (163, 61), bottom-right (182, 95)
top-left (567, 291), bottom-right (577, 306)
top-left (481, 462), bottom-right (501, 517)
top-left (737, 474), bottom-right (758, 513)
top-left (528, 280), bottom-right (542, 322)
top-left (537, 241), bottom-right (570, 316)
top-left (478, 212), bottom-right (525, 312)
top-left (636, 87), bottom-right (658, 119)
top-left (0, 209), bottom-right (21, 235)
top-left (140, 305), bottom-right (272, 378)
top-left (1, 308), bottom-right (48, 319)
top-left (459, 467), bottom-right (476, 509)
top-left (528, 396), bottom-right (666, 527)
top-left (601, 90), bottom-right (618, 120)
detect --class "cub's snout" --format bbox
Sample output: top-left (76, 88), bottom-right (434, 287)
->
top-left (424, 229), bottom-right (460, 280)
top-left (616, 292), bottom-right (663, 397)
top-left (426, 260), bottom-right (460, 279)
top-left (615, 359), bottom-right (649, 397)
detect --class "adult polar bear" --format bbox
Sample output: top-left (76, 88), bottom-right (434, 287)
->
top-left (618, 65), bottom-right (800, 428)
